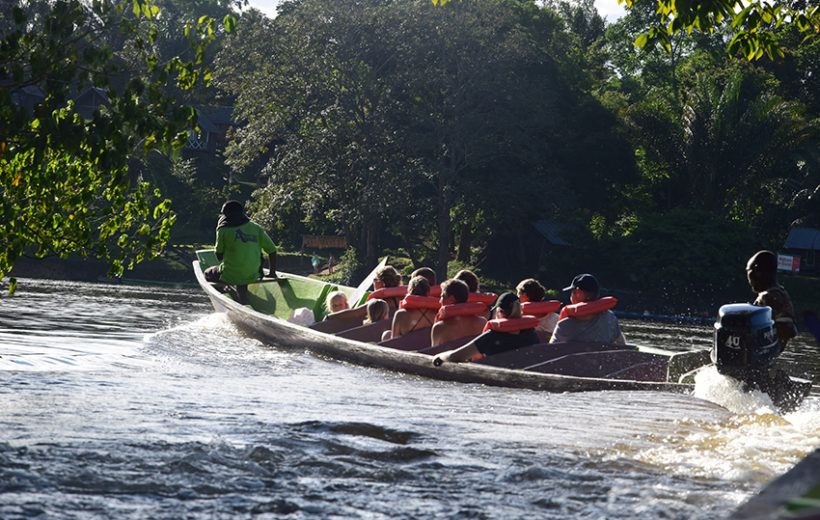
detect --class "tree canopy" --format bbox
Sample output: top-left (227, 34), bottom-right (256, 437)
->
top-left (0, 0), bottom-right (235, 291)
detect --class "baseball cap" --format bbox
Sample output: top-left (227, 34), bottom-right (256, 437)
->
top-left (563, 274), bottom-right (599, 293)
top-left (492, 292), bottom-right (519, 314)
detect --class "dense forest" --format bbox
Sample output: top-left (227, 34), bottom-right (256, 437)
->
top-left (2, 0), bottom-right (820, 312)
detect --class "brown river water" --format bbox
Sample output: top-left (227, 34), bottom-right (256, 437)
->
top-left (0, 278), bottom-right (818, 519)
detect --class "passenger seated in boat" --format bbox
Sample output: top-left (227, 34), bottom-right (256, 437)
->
top-left (433, 292), bottom-right (538, 365)
top-left (326, 290), bottom-right (349, 314)
top-left (383, 276), bottom-right (438, 341)
top-left (550, 274), bottom-right (625, 344)
top-left (516, 278), bottom-right (560, 337)
top-left (411, 267), bottom-right (439, 297)
top-left (430, 279), bottom-right (487, 346)
top-left (204, 200), bottom-right (278, 303)
top-left (746, 250), bottom-right (797, 351)
top-left (411, 267), bottom-right (436, 286)
top-left (324, 265), bottom-right (404, 321)
top-left (364, 299), bottom-right (389, 325)
top-left (455, 269), bottom-right (493, 319)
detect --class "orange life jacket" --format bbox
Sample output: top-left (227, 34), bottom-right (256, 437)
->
top-left (435, 302), bottom-right (486, 322)
top-left (520, 300), bottom-right (561, 317)
top-left (558, 296), bottom-right (617, 320)
top-left (428, 285), bottom-right (442, 298)
top-left (399, 295), bottom-right (441, 310)
top-left (482, 316), bottom-right (540, 333)
top-left (467, 292), bottom-right (498, 306)
top-left (367, 286), bottom-right (408, 301)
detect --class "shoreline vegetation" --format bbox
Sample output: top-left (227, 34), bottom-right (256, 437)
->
top-left (4, 0), bottom-right (820, 330)
top-left (9, 246), bottom-right (820, 328)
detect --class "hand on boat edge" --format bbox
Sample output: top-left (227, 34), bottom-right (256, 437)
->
top-left (433, 353), bottom-right (450, 367)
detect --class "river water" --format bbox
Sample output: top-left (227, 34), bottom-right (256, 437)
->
top-left (1, 278), bottom-right (818, 519)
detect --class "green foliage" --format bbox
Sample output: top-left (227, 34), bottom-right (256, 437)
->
top-left (593, 208), bottom-right (757, 313)
top-left (218, 0), bottom-right (629, 276)
top-left (0, 0), bottom-right (236, 292)
top-left (621, 0), bottom-right (820, 61)
top-left (324, 247), bottom-right (365, 287)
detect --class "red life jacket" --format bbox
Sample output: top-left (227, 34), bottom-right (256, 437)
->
top-left (482, 316), bottom-right (540, 333)
top-left (520, 300), bottom-right (561, 317)
top-left (428, 285), bottom-right (442, 298)
top-left (399, 295), bottom-right (441, 310)
top-left (367, 286), bottom-right (408, 301)
top-left (467, 292), bottom-right (498, 306)
top-left (558, 296), bottom-right (617, 320)
top-left (435, 302), bottom-right (486, 322)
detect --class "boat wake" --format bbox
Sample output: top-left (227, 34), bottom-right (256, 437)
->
top-left (628, 366), bottom-right (820, 484)
top-left (693, 365), bottom-right (778, 415)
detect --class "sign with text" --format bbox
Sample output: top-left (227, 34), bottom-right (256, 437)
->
top-left (777, 254), bottom-right (800, 272)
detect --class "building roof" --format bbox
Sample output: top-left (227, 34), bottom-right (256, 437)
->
top-left (194, 106), bottom-right (234, 133)
top-left (784, 227), bottom-right (820, 251)
top-left (532, 219), bottom-right (571, 246)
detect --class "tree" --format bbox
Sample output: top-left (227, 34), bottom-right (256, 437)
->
top-left (0, 0), bottom-right (234, 291)
top-left (215, 4), bottom-right (417, 263)
top-left (623, 0), bottom-right (820, 61)
top-left (620, 60), bottom-right (819, 245)
top-left (436, 0), bottom-right (820, 60)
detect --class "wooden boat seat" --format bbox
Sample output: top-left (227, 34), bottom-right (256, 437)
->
top-left (473, 342), bottom-right (627, 369)
top-left (309, 316), bottom-right (365, 334)
top-left (525, 349), bottom-right (669, 381)
top-left (335, 319), bottom-right (392, 342)
top-left (378, 326), bottom-right (433, 351)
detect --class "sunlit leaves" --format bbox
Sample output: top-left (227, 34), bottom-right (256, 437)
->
top-left (0, 0), bottom-right (218, 289)
top-left (621, 0), bottom-right (820, 60)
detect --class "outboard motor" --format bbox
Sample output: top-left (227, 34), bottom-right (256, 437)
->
top-left (711, 303), bottom-right (780, 384)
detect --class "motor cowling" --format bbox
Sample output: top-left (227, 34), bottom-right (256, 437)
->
top-left (711, 303), bottom-right (780, 381)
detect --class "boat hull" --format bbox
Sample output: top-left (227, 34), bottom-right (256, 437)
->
top-left (193, 259), bottom-right (696, 394)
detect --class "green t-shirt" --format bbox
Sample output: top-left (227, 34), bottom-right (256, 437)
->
top-left (215, 221), bottom-right (277, 285)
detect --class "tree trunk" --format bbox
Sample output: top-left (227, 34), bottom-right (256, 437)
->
top-left (456, 224), bottom-right (472, 263)
top-left (365, 219), bottom-right (379, 267)
top-left (435, 190), bottom-right (452, 283)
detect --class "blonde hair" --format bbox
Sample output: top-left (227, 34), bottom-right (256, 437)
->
top-left (364, 298), bottom-right (389, 324)
top-left (326, 290), bottom-right (349, 313)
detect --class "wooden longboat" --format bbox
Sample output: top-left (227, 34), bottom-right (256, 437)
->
top-left (193, 250), bottom-right (716, 395)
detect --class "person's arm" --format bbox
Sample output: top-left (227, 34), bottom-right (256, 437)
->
top-left (266, 251), bottom-right (278, 278)
top-left (215, 228), bottom-right (225, 261)
top-left (549, 321), bottom-right (563, 343)
top-left (431, 322), bottom-right (447, 347)
top-left (391, 311), bottom-right (404, 339)
top-left (432, 340), bottom-right (480, 366)
top-left (612, 332), bottom-right (626, 344)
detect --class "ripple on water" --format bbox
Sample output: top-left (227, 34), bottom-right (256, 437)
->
top-left (2, 279), bottom-right (820, 519)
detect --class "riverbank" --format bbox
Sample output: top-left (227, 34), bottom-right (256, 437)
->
top-left (8, 248), bottom-right (820, 327)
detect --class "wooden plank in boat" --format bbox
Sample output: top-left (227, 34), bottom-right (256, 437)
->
top-left (473, 342), bottom-right (627, 369)
top-left (378, 326), bottom-right (433, 351)
top-left (526, 349), bottom-right (668, 380)
top-left (336, 319), bottom-right (391, 343)
top-left (604, 360), bottom-right (669, 382)
top-left (310, 317), bottom-right (365, 334)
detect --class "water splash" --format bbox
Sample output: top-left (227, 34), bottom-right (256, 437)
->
top-left (630, 366), bottom-right (820, 483)
top-left (693, 365), bottom-right (777, 415)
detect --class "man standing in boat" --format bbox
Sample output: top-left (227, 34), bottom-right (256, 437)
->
top-left (746, 250), bottom-right (797, 352)
top-left (204, 200), bottom-right (278, 289)
top-left (550, 274), bottom-right (625, 344)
